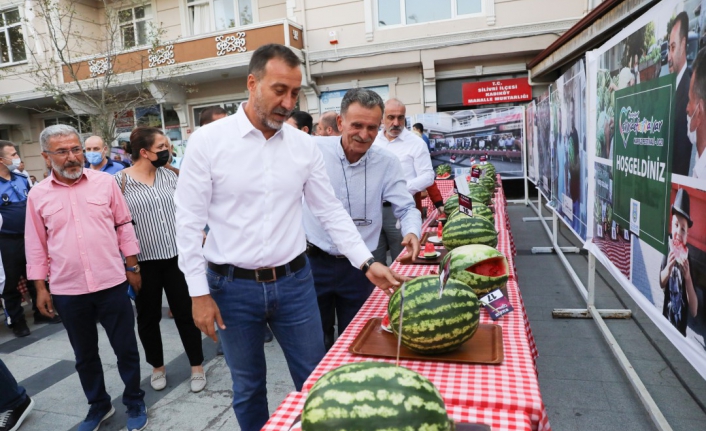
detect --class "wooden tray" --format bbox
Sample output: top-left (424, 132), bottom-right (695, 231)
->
top-left (349, 318), bottom-right (504, 365)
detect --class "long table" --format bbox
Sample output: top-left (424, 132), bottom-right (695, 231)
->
top-left (263, 179), bottom-right (549, 431)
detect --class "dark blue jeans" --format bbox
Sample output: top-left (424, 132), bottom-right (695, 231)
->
top-left (0, 358), bottom-right (27, 412)
top-left (207, 258), bottom-right (325, 431)
top-left (309, 252), bottom-right (374, 350)
top-left (52, 283), bottom-right (145, 411)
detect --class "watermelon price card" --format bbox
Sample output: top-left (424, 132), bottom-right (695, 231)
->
top-left (479, 154), bottom-right (488, 165)
top-left (458, 193), bottom-right (474, 218)
top-left (470, 167), bottom-right (481, 184)
top-left (479, 289), bottom-right (514, 320)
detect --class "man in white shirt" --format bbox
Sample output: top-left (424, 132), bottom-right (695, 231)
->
top-left (372, 98), bottom-right (435, 263)
top-left (174, 44), bottom-right (404, 431)
top-left (14, 161), bottom-right (28, 178)
top-left (669, 12), bottom-right (693, 176)
top-left (304, 88), bottom-right (421, 350)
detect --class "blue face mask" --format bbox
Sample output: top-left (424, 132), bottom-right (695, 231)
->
top-left (85, 151), bottom-right (104, 165)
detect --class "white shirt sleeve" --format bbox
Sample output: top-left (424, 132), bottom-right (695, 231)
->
top-left (386, 157), bottom-right (422, 239)
top-left (303, 144), bottom-right (372, 268)
top-left (174, 132), bottom-right (212, 297)
top-left (406, 140), bottom-right (435, 195)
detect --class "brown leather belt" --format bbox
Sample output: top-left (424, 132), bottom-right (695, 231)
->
top-left (207, 252), bottom-right (306, 282)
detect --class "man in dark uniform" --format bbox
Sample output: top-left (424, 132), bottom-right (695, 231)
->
top-left (0, 140), bottom-right (61, 337)
top-left (669, 12), bottom-right (693, 176)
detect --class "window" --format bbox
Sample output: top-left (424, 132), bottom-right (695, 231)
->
top-left (0, 8), bottom-right (26, 65)
top-left (377, 0), bottom-right (482, 27)
top-left (118, 5), bottom-right (152, 48)
top-left (187, 0), bottom-right (254, 36)
top-left (192, 100), bottom-right (243, 128)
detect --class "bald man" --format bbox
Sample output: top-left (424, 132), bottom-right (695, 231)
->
top-left (84, 136), bottom-right (124, 174)
top-left (317, 111), bottom-right (341, 136)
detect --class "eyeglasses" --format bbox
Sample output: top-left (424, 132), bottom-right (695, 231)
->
top-left (340, 157), bottom-right (372, 227)
top-left (44, 147), bottom-right (83, 157)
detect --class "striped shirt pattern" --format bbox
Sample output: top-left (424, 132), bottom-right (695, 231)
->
top-left (115, 168), bottom-right (178, 262)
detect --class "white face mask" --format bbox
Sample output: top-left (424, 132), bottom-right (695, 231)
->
top-left (687, 104), bottom-right (700, 146)
top-left (4, 157), bottom-right (21, 170)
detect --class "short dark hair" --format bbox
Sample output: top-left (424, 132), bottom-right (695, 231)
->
top-left (0, 140), bottom-right (16, 157)
top-left (692, 47), bottom-right (706, 101)
top-left (413, 123), bottom-right (424, 133)
top-left (319, 111), bottom-right (340, 134)
top-left (288, 111), bottom-right (313, 134)
top-left (340, 88), bottom-right (385, 118)
top-left (669, 12), bottom-right (689, 44)
top-left (199, 106), bottom-right (228, 126)
top-left (127, 127), bottom-right (164, 161)
top-left (248, 44), bottom-right (301, 80)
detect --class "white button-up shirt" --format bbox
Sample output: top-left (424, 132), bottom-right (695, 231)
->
top-left (373, 128), bottom-right (435, 195)
top-left (175, 104), bottom-right (372, 297)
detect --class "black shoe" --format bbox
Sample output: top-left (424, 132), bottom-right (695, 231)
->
top-left (264, 327), bottom-right (274, 343)
top-left (33, 313), bottom-right (61, 325)
top-left (11, 321), bottom-right (30, 338)
top-left (0, 396), bottom-right (34, 431)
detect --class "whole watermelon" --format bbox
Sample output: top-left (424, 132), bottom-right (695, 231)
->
top-left (440, 244), bottom-right (509, 296)
top-left (480, 175), bottom-right (496, 194)
top-left (444, 194), bottom-right (459, 215)
top-left (447, 203), bottom-right (493, 223)
top-left (302, 362), bottom-right (453, 431)
top-left (442, 212), bottom-right (498, 249)
top-left (468, 187), bottom-right (491, 206)
top-left (388, 275), bottom-right (480, 354)
top-left (477, 163), bottom-right (497, 178)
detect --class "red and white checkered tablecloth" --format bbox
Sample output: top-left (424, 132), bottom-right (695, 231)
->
top-left (422, 179), bottom-right (456, 214)
top-left (263, 392), bottom-right (534, 430)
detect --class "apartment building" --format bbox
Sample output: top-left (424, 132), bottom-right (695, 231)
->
top-left (0, 0), bottom-right (587, 177)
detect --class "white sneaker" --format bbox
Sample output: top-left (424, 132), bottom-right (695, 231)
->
top-left (150, 370), bottom-right (167, 391)
top-left (190, 372), bottom-right (206, 393)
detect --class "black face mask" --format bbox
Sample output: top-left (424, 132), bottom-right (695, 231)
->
top-left (150, 149), bottom-right (170, 168)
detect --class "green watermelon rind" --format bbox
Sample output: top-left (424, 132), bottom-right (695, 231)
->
top-left (442, 215), bottom-right (498, 250)
top-left (440, 244), bottom-right (509, 296)
top-left (302, 362), bottom-right (453, 431)
top-left (388, 276), bottom-right (480, 355)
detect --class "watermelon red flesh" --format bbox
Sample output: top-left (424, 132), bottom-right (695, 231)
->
top-left (672, 237), bottom-right (688, 263)
top-left (466, 257), bottom-right (507, 277)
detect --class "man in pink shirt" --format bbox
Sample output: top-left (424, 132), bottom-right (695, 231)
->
top-left (24, 125), bottom-right (148, 431)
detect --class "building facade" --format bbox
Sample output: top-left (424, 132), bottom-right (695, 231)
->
top-left (0, 0), bottom-right (589, 177)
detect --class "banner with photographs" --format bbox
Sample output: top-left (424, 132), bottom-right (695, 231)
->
top-left (548, 61), bottom-right (589, 240)
top-left (585, 0), bottom-right (706, 379)
top-left (412, 107), bottom-right (525, 179)
top-left (536, 89), bottom-right (553, 197)
top-left (526, 100), bottom-right (539, 184)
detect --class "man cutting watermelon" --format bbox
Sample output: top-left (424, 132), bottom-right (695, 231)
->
top-left (303, 88), bottom-right (422, 351)
top-left (659, 188), bottom-right (698, 336)
top-left (174, 44), bottom-right (407, 431)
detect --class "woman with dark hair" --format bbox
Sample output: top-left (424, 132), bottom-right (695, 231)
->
top-left (116, 127), bottom-right (206, 393)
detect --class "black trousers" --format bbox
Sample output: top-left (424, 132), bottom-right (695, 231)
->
top-left (135, 256), bottom-right (203, 368)
top-left (0, 236), bottom-right (37, 326)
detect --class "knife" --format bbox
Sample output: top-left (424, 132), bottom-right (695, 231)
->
top-left (396, 282), bottom-right (406, 367)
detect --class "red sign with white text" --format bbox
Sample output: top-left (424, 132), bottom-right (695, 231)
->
top-left (462, 78), bottom-right (532, 106)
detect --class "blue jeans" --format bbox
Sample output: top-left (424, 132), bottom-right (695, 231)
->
top-left (207, 258), bottom-right (325, 431)
top-left (0, 358), bottom-right (27, 412)
top-left (309, 252), bottom-right (374, 350)
top-left (52, 283), bottom-right (145, 411)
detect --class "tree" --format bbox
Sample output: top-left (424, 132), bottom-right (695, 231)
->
top-left (2, 0), bottom-right (189, 145)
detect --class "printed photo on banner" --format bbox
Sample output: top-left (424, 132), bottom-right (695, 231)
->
top-left (536, 89), bottom-right (552, 198)
top-left (525, 100), bottom-right (539, 184)
top-left (413, 107), bottom-right (525, 179)
top-left (550, 61), bottom-right (589, 240)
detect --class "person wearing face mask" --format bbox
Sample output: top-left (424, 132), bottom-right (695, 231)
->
top-left (84, 136), bottom-right (125, 175)
top-left (117, 127), bottom-right (206, 394)
top-left (686, 47), bottom-right (706, 178)
top-left (0, 141), bottom-right (62, 338)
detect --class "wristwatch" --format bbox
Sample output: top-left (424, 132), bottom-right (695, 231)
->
top-left (360, 258), bottom-right (375, 274)
top-left (125, 264), bottom-right (141, 274)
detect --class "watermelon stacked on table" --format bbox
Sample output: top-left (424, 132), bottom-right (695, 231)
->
top-left (444, 196), bottom-right (493, 221)
top-left (301, 362), bottom-right (454, 430)
top-left (442, 212), bottom-right (498, 249)
top-left (435, 164), bottom-right (452, 179)
top-left (388, 275), bottom-right (481, 355)
top-left (440, 244), bottom-right (509, 296)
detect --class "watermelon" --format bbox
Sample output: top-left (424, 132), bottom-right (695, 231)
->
top-left (435, 164), bottom-right (451, 178)
top-left (444, 194), bottom-right (459, 214)
top-left (302, 362), bottom-right (453, 431)
top-left (439, 245), bottom-right (509, 296)
top-left (480, 175), bottom-right (496, 193)
top-left (468, 186), bottom-right (491, 206)
top-left (447, 203), bottom-right (493, 224)
top-left (442, 213), bottom-right (498, 249)
top-left (388, 275), bottom-right (480, 354)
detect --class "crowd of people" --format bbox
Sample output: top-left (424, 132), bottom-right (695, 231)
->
top-left (0, 44), bottom-right (443, 431)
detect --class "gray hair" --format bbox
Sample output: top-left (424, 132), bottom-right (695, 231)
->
top-left (340, 88), bottom-right (385, 118)
top-left (39, 124), bottom-right (81, 152)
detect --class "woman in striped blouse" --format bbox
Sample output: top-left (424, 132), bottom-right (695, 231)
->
top-left (116, 127), bottom-right (206, 393)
